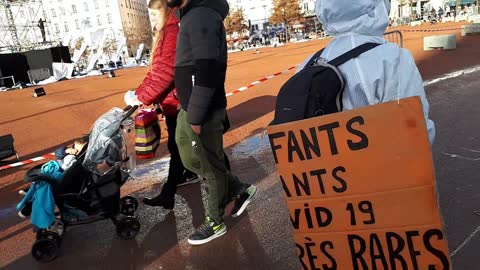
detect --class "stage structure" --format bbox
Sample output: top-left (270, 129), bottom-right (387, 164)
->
top-left (0, 0), bottom-right (56, 54)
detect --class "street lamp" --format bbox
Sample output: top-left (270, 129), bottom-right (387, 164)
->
top-left (263, 5), bottom-right (267, 23)
top-left (262, 5), bottom-right (267, 44)
top-left (281, 7), bottom-right (288, 43)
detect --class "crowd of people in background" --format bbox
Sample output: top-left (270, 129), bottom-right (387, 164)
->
top-left (388, 4), bottom-right (478, 27)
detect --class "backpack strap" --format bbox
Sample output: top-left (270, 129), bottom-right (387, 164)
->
top-left (304, 48), bottom-right (326, 68)
top-left (328, 43), bottom-right (381, 67)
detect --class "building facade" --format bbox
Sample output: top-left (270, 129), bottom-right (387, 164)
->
top-left (46, 0), bottom-right (151, 57)
top-left (228, 0), bottom-right (273, 31)
top-left (389, 0), bottom-right (477, 19)
top-left (300, 0), bottom-right (316, 17)
top-left (227, 0), bottom-right (315, 34)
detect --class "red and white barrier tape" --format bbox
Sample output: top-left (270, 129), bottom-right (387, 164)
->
top-left (0, 153), bottom-right (55, 171)
top-left (401, 25), bottom-right (480, 33)
top-left (1, 66), bottom-right (298, 172)
top-left (158, 65), bottom-right (298, 122)
top-left (226, 66), bottom-right (297, 97)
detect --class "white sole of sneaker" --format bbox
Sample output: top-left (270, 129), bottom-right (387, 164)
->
top-left (177, 177), bottom-right (200, 187)
top-left (232, 186), bottom-right (257, 218)
top-left (187, 227), bottom-right (227, 246)
top-left (18, 190), bottom-right (27, 196)
top-left (18, 211), bottom-right (28, 219)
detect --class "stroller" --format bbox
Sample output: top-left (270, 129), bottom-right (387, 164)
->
top-left (24, 106), bottom-right (140, 262)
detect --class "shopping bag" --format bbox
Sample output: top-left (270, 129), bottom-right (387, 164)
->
top-left (135, 109), bottom-right (160, 159)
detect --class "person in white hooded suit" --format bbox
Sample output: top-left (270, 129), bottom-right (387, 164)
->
top-left (299, 0), bottom-right (435, 145)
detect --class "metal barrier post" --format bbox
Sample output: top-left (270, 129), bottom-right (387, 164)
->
top-left (383, 30), bottom-right (404, 48)
top-left (0, 76), bottom-right (15, 88)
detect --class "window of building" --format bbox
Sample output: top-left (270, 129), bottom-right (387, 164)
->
top-left (60, 7), bottom-right (66, 16)
top-left (64, 22), bottom-right (69, 32)
top-left (107, 13), bottom-right (112, 24)
top-left (54, 23), bottom-right (60, 33)
top-left (72, 4), bottom-right (77, 13)
top-left (84, 2), bottom-right (89, 11)
top-left (51, 9), bottom-right (56, 17)
top-left (75, 19), bottom-right (80, 29)
top-left (97, 15), bottom-right (102, 26)
top-left (94, 0), bottom-right (99, 9)
top-left (105, 0), bottom-right (110, 7)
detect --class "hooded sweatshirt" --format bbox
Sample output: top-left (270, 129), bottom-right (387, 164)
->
top-left (174, 0), bottom-right (229, 125)
top-left (299, 0), bottom-right (435, 144)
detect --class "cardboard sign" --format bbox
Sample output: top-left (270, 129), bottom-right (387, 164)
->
top-left (267, 97), bottom-right (451, 270)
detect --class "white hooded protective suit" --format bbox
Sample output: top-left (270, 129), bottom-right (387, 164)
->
top-left (299, 0), bottom-right (435, 144)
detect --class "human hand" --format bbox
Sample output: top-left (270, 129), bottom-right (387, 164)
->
top-left (65, 147), bottom-right (77, 155)
top-left (191, 124), bottom-right (202, 134)
top-left (124, 90), bottom-right (143, 106)
top-left (132, 95), bottom-right (144, 107)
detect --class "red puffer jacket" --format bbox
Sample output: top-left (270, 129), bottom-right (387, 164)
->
top-left (135, 11), bottom-right (179, 117)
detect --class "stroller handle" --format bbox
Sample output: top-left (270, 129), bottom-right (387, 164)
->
top-left (122, 105), bottom-right (138, 121)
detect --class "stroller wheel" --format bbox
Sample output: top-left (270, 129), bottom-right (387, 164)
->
top-left (31, 238), bottom-right (59, 262)
top-left (36, 230), bottom-right (62, 246)
top-left (120, 196), bottom-right (139, 216)
top-left (116, 217), bottom-right (140, 240)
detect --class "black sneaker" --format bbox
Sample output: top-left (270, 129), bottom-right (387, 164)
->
top-left (187, 216), bottom-right (227, 246)
top-left (177, 173), bottom-right (200, 187)
top-left (18, 202), bottom-right (32, 218)
top-left (142, 195), bottom-right (175, 210)
top-left (231, 185), bottom-right (257, 218)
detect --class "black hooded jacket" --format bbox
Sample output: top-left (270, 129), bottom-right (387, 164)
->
top-left (174, 0), bottom-right (229, 125)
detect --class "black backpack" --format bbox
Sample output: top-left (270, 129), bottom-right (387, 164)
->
top-left (271, 43), bottom-right (380, 125)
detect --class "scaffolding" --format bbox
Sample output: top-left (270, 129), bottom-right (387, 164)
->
top-left (0, 0), bottom-right (55, 53)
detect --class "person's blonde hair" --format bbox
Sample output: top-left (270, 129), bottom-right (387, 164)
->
top-left (148, 0), bottom-right (171, 69)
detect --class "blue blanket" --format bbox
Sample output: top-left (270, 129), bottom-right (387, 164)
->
top-left (17, 161), bottom-right (63, 229)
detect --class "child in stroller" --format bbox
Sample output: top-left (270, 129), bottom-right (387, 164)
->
top-left (17, 136), bottom-right (88, 218)
top-left (18, 106), bottom-right (141, 263)
top-left (55, 137), bottom-right (88, 171)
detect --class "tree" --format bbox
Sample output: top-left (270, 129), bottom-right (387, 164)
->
top-left (398, 0), bottom-right (413, 7)
top-left (455, 0), bottom-right (461, 16)
top-left (70, 37), bottom-right (90, 66)
top-left (125, 18), bottom-right (152, 57)
top-left (270, 0), bottom-right (303, 42)
top-left (398, 0), bottom-right (413, 18)
top-left (74, 37), bottom-right (84, 50)
top-left (103, 38), bottom-right (118, 59)
top-left (224, 8), bottom-right (248, 40)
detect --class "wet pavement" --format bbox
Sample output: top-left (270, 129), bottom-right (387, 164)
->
top-left (428, 71), bottom-right (480, 270)
top-left (0, 131), bottom-right (300, 270)
top-left (1, 71), bottom-right (480, 269)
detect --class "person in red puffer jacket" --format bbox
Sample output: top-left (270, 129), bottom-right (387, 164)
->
top-left (135, 0), bottom-right (199, 209)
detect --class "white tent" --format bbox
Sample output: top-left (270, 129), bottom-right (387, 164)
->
top-left (86, 28), bottom-right (108, 72)
top-left (112, 37), bottom-right (127, 62)
top-left (135, 43), bottom-right (145, 62)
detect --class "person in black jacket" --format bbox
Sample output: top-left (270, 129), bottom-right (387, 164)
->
top-left (167, 0), bottom-right (257, 245)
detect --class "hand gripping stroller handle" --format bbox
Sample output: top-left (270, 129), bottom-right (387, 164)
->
top-left (122, 105), bottom-right (138, 121)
